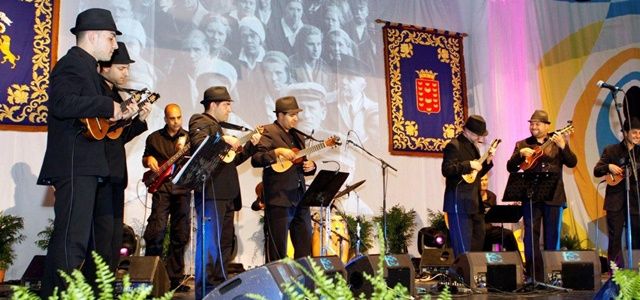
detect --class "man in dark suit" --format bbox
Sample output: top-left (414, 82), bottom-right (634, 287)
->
top-left (506, 110), bottom-right (577, 281)
top-left (594, 117), bottom-right (640, 268)
top-left (251, 96), bottom-right (317, 262)
top-left (441, 115), bottom-right (494, 257)
top-left (188, 86), bottom-right (261, 299)
top-left (36, 8), bottom-right (128, 297)
top-left (97, 41), bottom-right (150, 272)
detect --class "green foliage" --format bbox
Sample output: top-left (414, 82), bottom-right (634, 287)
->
top-left (373, 204), bottom-right (417, 254)
top-left (337, 212), bottom-right (374, 254)
top-left (559, 234), bottom-right (585, 250)
top-left (10, 251), bottom-right (173, 300)
top-left (0, 212), bottom-right (26, 269)
top-left (35, 219), bottom-right (54, 251)
top-left (610, 261), bottom-right (640, 299)
top-left (426, 209), bottom-right (448, 234)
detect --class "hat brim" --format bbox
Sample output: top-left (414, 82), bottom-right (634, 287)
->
top-left (527, 119), bottom-right (550, 124)
top-left (274, 108), bottom-right (303, 113)
top-left (70, 27), bottom-right (123, 35)
top-left (200, 99), bottom-right (234, 104)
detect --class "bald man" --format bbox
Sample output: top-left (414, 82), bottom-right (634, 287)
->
top-left (142, 103), bottom-right (192, 291)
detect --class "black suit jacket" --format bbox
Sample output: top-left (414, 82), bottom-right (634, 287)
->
top-left (102, 81), bottom-right (148, 185)
top-left (189, 113), bottom-right (256, 210)
top-left (251, 122), bottom-right (316, 207)
top-left (442, 134), bottom-right (493, 214)
top-left (594, 142), bottom-right (640, 213)
top-left (38, 47), bottom-right (115, 184)
top-left (506, 135), bottom-right (577, 206)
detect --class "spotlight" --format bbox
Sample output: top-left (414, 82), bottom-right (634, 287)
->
top-left (417, 227), bottom-right (447, 254)
top-left (121, 224), bottom-right (138, 256)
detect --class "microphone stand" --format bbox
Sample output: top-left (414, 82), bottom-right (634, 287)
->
top-left (347, 140), bottom-right (397, 252)
top-left (610, 88), bottom-right (636, 269)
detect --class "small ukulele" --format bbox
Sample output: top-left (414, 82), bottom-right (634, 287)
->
top-left (271, 136), bottom-right (340, 173)
top-left (462, 139), bottom-right (501, 183)
top-left (519, 123), bottom-right (574, 171)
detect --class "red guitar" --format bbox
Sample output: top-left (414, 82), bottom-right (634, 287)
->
top-left (519, 123), bottom-right (574, 171)
top-left (143, 142), bottom-right (191, 193)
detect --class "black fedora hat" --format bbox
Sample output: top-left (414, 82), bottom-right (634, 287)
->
top-left (528, 110), bottom-right (551, 124)
top-left (109, 42), bottom-right (135, 64)
top-left (464, 115), bottom-right (488, 136)
top-left (274, 96), bottom-right (303, 113)
top-left (70, 8), bottom-right (122, 35)
top-left (200, 86), bottom-right (233, 104)
top-left (623, 117), bottom-right (640, 132)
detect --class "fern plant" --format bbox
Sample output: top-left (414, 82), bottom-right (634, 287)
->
top-left (35, 219), bottom-right (54, 251)
top-left (610, 261), bottom-right (640, 299)
top-left (0, 213), bottom-right (26, 270)
top-left (10, 251), bottom-right (173, 300)
top-left (337, 212), bottom-right (373, 255)
top-left (373, 204), bottom-right (417, 254)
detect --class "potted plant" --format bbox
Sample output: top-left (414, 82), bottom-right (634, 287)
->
top-left (35, 218), bottom-right (54, 251)
top-left (373, 204), bottom-right (417, 254)
top-left (336, 212), bottom-right (373, 259)
top-left (0, 212), bottom-right (26, 282)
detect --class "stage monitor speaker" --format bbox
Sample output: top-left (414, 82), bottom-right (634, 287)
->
top-left (114, 256), bottom-right (169, 297)
top-left (449, 251), bottom-right (523, 291)
top-left (419, 248), bottom-right (454, 275)
top-left (205, 259), bottom-right (303, 299)
top-left (542, 250), bottom-right (601, 290)
top-left (297, 256), bottom-right (346, 291)
top-left (20, 255), bottom-right (46, 292)
top-left (345, 254), bottom-right (415, 297)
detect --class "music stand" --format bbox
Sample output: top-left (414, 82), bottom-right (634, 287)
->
top-left (302, 170), bottom-right (349, 256)
top-left (171, 133), bottom-right (230, 297)
top-left (502, 172), bottom-right (563, 291)
top-left (484, 205), bottom-right (522, 251)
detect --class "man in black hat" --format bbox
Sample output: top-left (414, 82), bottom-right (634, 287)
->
top-left (188, 86), bottom-right (261, 298)
top-left (36, 8), bottom-right (132, 297)
top-left (252, 96), bottom-right (317, 263)
top-left (594, 117), bottom-right (640, 269)
top-left (96, 41), bottom-right (151, 272)
top-left (506, 109), bottom-right (577, 282)
top-left (442, 115), bottom-right (494, 257)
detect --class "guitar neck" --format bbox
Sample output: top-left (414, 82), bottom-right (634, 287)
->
top-left (157, 143), bottom-right (191, 174)
top-left (237, 129), bottom-right (257, 145)
top-left (294, 141), bottom-right (327, 159)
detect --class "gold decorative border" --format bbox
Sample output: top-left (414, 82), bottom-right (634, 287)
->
top-left (384, 25), bottom-right (468, 156)
top-left (0, 0), bottom-right (58, 132)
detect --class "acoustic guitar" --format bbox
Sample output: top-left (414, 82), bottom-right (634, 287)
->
top-left (81, 91), bottom-right (159, 140)
top-left (519, 123), bottom-right (574, 171)
top-left (461, 138), bottom-right (501, 183)
top-left (270, 136), bottom-right (340, 173)
top-left (142, 141), bottom-right (191, 193)
top-left (222, 126), bottom-right (263, 163)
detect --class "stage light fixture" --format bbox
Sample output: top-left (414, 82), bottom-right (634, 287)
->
top-left (121, 223), bottom-right (138, 257)
top-left (417, 227), bottom-right (447, 253)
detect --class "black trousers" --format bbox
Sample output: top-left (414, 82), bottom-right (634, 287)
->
top-left (264, 204), bottom-right (312, 262)
top-left (143, 189), bottom-right (191, 282)
top-left (41, 176), bottom-right (99, 298)
top-left (94, 180), bottom-right (125, 272)
top-left (607, 208), bottom-right (640, 267)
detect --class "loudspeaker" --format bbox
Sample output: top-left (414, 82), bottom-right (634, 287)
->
top-left (419, 248), bottom-right (454, 275)
top-left (205, 259), bottom-right (303, 299)
top-left (297, 256), bottom-right (346, 291)
top-left (20, 255), bottom-right (46, 291)
top-left (345, 254), bottom-right (415, 297)
top-left (542, 250), bottom-right (601, 290)
top-left (449, 251), bottom-right (523, 291)
top-left (114, 256), bottom-right (170, 297)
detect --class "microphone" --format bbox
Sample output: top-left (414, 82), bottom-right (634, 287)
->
top-left (596, 80), bottom-right (622, 92)
top-left (291, 128), bottom-right (322, 142)
top-left (220, 122), bottom-right (250, 131)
